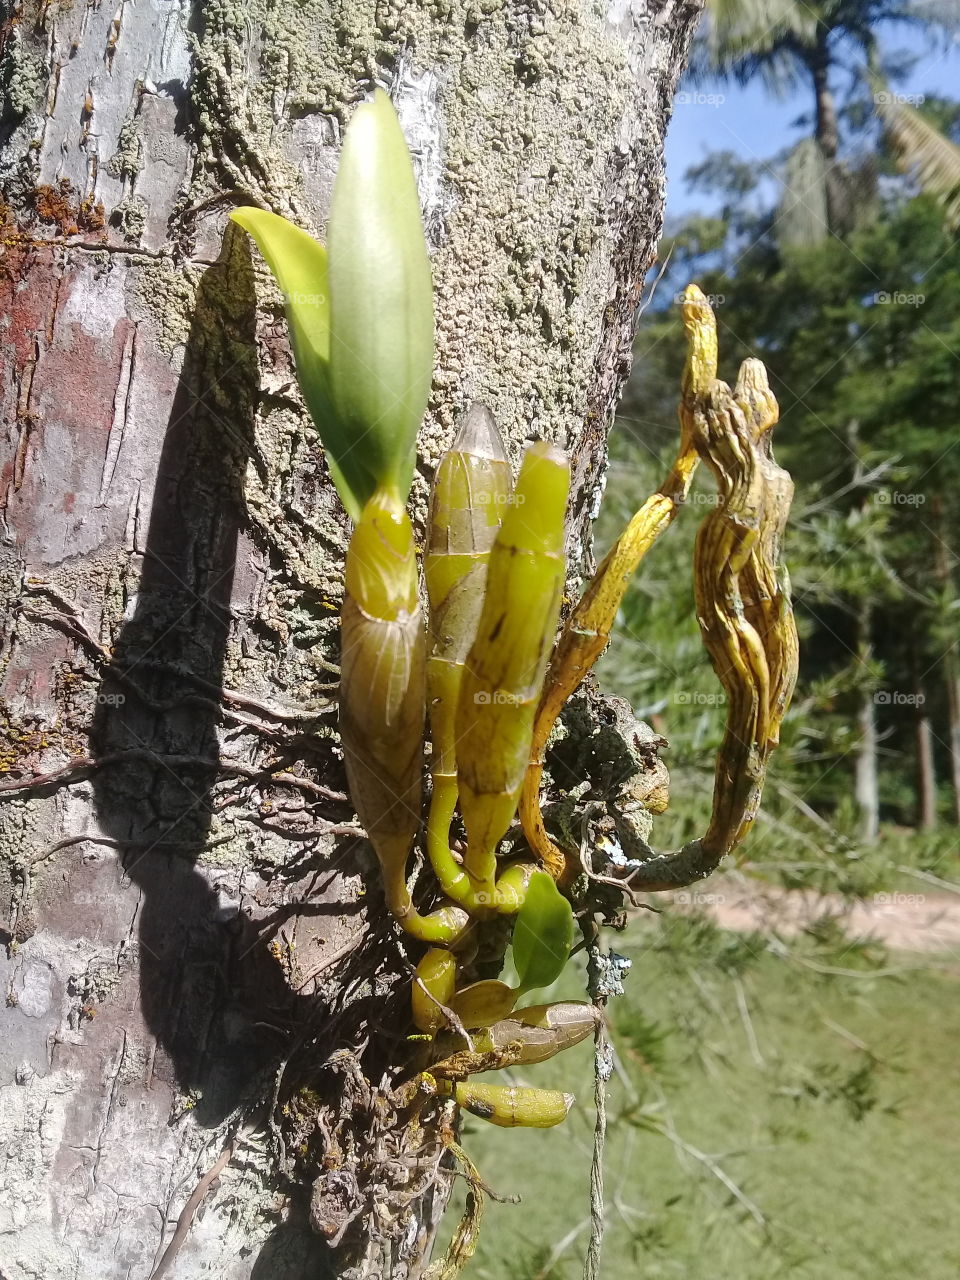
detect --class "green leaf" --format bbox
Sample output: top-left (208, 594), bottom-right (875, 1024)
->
top-left (229, 206), bottom-right (369, 520)
top-left (327, 87), bottom-right (434, 507)
top-left (512, 871), bottom-right (574, 994)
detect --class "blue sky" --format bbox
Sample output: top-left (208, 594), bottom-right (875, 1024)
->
top-left (665, 24), bottom-right (960, 219)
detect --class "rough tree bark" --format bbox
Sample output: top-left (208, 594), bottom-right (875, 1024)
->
top-left (0, 1), bottom-right (701, 1276)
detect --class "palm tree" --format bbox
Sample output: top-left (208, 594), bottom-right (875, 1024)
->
top-left (875, 87), bottom-right (960, 228)
top-left (691, 0), bottom-right (960, 237)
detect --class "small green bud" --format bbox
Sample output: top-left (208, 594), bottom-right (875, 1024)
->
top-left (327, 88), bottom-right (434, 511)
top-left (231, 88), bottom-right (434, 518)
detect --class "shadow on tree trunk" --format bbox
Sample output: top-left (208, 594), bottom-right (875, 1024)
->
top-left (85, 226), bottom-right (424, 1276)
top-left (88, 225), bottom-right (309, 1124)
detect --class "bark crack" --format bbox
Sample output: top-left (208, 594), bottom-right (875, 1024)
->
top-left (90, 1029), bottom-right (129, 1189)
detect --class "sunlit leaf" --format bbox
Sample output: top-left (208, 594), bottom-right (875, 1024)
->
top-left (327, 88), bottom-right (435, 508)
top-left (229, 206), bottom-right (366, 518)
top-left (231, 89), bottom-right (435, 518)
top-left (512, 871), bottom-right (574, 993)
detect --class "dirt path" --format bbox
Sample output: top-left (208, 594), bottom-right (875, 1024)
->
top-left (676, 876), bottom-right (960, 953)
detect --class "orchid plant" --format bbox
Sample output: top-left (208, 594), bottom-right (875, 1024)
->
top-left (231, 90), bottom-right (798, 1145)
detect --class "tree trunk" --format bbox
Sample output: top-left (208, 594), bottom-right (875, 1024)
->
top-left (945, 659), bottom-right (960, 825)
top-left (931, 496), bottom-right (960, 825)
top-left (854, 601), bottom-right (879, 844)
top-left (810, 35), bottom-right (839, 164)
top-left (915, 696), bottom-right (937, 831)
top-left (0, 1), bottom-right (702, 1277)
top-left (855, 688), bottom-right (879, 843)
top-left (808, 29), bottom-right (844, 234)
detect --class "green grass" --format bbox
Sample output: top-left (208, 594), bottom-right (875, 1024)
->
top-left (438, 910), bottom-right (959, 1280)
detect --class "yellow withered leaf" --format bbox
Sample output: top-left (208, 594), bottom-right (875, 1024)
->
top-left (520, 284), bottom-right (718, 881)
